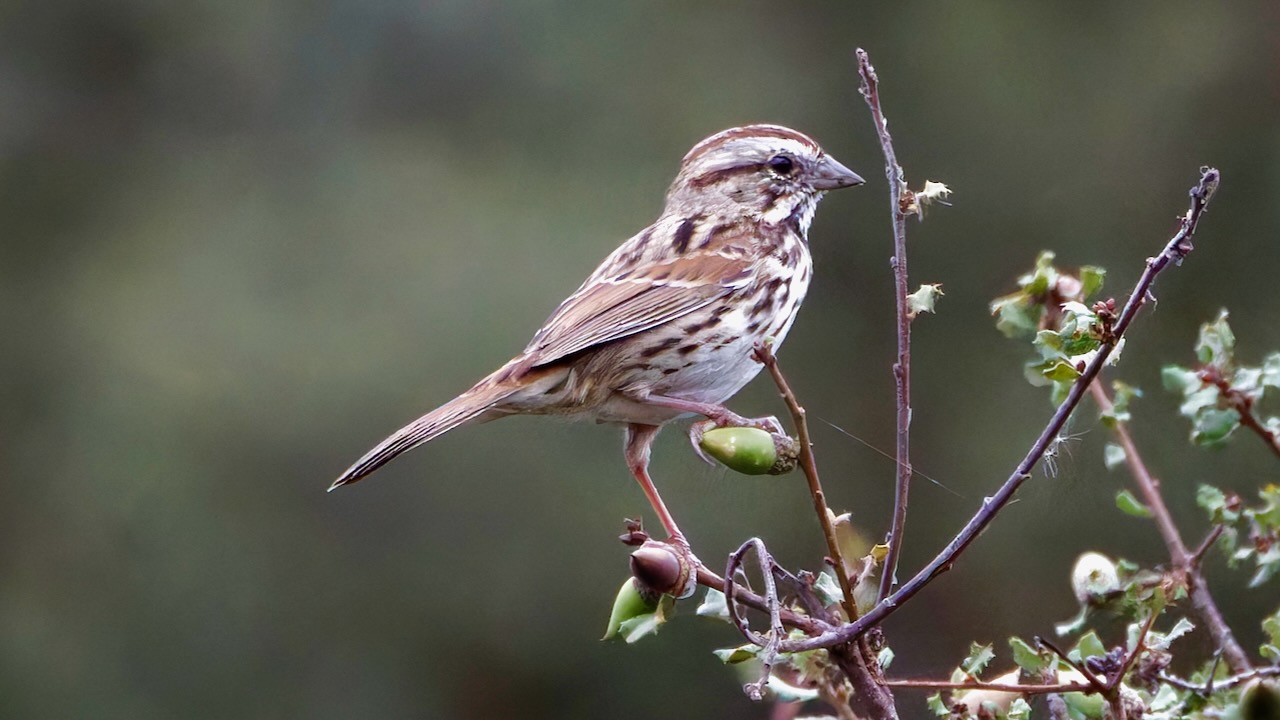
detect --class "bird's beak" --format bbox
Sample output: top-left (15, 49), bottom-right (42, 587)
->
top-left (811, 155), bottom-right (865, 190)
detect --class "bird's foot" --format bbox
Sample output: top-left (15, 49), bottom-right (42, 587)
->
top-left (687, 414), bottom-right (786, 466)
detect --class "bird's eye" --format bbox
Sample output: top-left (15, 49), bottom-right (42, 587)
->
top-left (767, 154), bottom-right (796, 176)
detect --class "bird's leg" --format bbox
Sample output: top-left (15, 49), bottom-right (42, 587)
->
top-left (637, 393), bottom-right (785, 467)
top-left (641, 393), bottom-right (784, 434)
top-left (624, 424), bottom-right (687, 546)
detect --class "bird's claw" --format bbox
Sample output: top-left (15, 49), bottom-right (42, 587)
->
top-left (688, 420), bottom-right (718, 465)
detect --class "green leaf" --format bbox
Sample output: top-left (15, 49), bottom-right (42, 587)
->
top-left (1191, 407), bottom-right (1241, 445)
top-left (1161, 365), bottom-right (1201, 394)
top-left (1232, 366), bottom-right (1265, 397)
top-left (1102, 381), bottom-right (1141, 426)
top-left (611, 591), bottom-right (675, 644)
top-left (1080, 266), bottom-right (1106, 299)
top-left (1063, 690), bottom-right (1107, 719)
top-left (764, 674), bottom-right (821, 703)
top-left (1009, 636), bottom-right (1049, 674)
top-left (1196, 484), bottom-right (1228, 517)
top-left (1262, 352), bottom-right (1280, 390)
top-left (616, 611), bottom-right (663, 643)
top-left (960, 642), bottom-right (995, 678)
top-left (1024, 250), bottom-right (1058, 296)
top-left (1145, 617), bottom-right (1195, 651)
top-left (1041, 359), bottom-right (1083, 382)
top-left (712, 644), bottom-right (759, 664)
top-left (1147, 684), bottom-right (1182, 715)
top-left (813, 571), bottom-right (843, 607)
top-left (1248, 547), bottom-right (1280, 588)
top-left (1262, 607), bottom-right (1280, 660)
top-left (1054, 605), bottom-right (1091, 637)
top-left (1195, 309), bottom-right (1235, 369)
top-left (1103, 443), bottom-right (1126, 470)
top-left (695, 587), bottom-right (730, 622)
top-left (1252, 484), bottom-right (1280, 527)
top-left (1177, 386), bottom-right (1219, 418)
top-left (1034, 329), bottom-right (1067, 361)
top-left (1116, 489), bottom-right (1154, 518)
top-left (878, 647), bottom-right (895, 670)
top-left (992, 294), bottom-right (1041, 339)
top-left (1072, 631), bottom-right (1107, 663)
top-left (1007, 698), bottom-right (1032, 720)
top-left (926, 692), bottom-right (950, 716)
top-left (1167, 617), bottom-right (1196, 643)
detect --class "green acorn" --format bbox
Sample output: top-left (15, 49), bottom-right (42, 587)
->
top-left (699, 427), bottom-right (799, 475)
top-left (602, 577), bottom-right (660, 641)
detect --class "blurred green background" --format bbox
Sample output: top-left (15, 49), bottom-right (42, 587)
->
top-left (3, 1), bottom-right (1278, 717)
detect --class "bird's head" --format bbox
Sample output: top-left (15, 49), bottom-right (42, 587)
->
top-left (665, 124), bottom-right (864, 229)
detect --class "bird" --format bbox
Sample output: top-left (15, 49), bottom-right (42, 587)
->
top-left (331, 124), bottom-right (863, 545)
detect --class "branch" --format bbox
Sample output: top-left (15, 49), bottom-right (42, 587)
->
top-left (1238, 409), bottom-right (1280, 459)
top-left (856, 48), bottom-right (914, 604)
top-left (755, 344), bottom-right (860, 622)
top-left (1090, 381), bottom-right (1252, 673)
top-left (882, 679), bottom-right (1092, 694)
top-left (779, 167), bottom-right (1221, 654)
top-left (1202, 369), bottom-right (1280, 460)
top-left (1189, 524), bottom-right (1224, 568)
top-left (1160, 666), bottom-right (1280, 693)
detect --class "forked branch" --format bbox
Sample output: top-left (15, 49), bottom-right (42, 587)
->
top-left (1090, 381), bottom-right (1251, 672)
top-left (777, 166), bottom-right (1220, 653)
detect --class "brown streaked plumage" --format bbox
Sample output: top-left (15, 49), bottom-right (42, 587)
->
top-left (331, 125), bottom-right (863, 543)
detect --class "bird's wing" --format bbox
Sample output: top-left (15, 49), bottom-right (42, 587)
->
top-left (520, 249), bottom-right (754, 369)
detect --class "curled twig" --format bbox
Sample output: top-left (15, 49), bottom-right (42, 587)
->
top-left (725, 538), bottom-right (787, 700)
top-left (695, 566), bottom-right (830, 637)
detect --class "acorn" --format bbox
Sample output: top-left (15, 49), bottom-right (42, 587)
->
top-left (630, 541), bottom-right (695, 598)
top-left (699, 427), bottom-right (799, 475)
top-left (1239, 679), bottom-right (1280, 720)
top-left (602, 578), bottom-right (659, 641)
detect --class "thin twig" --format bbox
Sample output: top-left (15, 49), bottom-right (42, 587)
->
top-left (1238, 409), bottom-right (1280, 459)
top-left (1037, 637), bottom-right (1110, 695)
top-left (724, 538), bottom-right (786, 701)
top-left (755, 344), bottom-right (859, 622)
top-left (1189, 524), bottom-right (1225, 568)
top-left (1203, 370), bottom-right (1280, 459)
top-left (1159, 666), bottom-right (1280, 693)
top-left (779, 167), bottom-right (1220, 654)
top-left (881, 679), bottom-right (1093, 695)
top-left (856, 48), bottom-right (915, 604)
top-left (1113, 613), bottom-right (1159, 689)
top-left (1091, 381), bottom-right (1252, 673)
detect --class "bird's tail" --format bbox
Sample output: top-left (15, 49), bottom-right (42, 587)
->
top-left (329, 379), bottom-right (516, 491)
